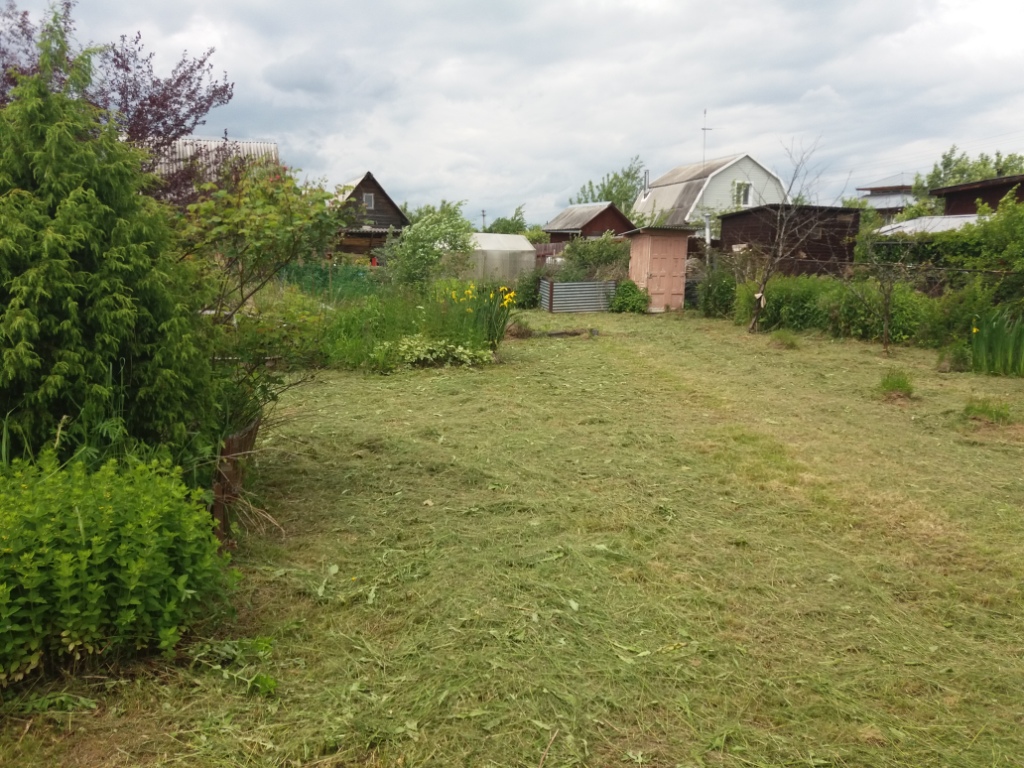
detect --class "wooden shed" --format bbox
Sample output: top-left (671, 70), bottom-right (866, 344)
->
top-left (542, 202), bottom-right (635, 244)
top-left (719, 205), bottom-right (860, 276)
top-left (626, 227), bottom-right (693, 312)
top-left (930, 174), bottom-right (1024, 215)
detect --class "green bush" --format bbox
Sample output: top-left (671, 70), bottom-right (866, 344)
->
top-left (915, 279), bottom-right (996, 348)
top-left (0, 29), bottom-right (215, 460)
top-left (558, 233), bottom-right (630, 282)
top-left (0, 455), bottom-right (227, 686)
top-left (698, 268), bottom-right (737, 318)
top-left (733, 275), bottom-right (933, 344)
top-left (609, 280), bottom-right (650, 313)
top-left (514, 267), bottom-right (546, 310)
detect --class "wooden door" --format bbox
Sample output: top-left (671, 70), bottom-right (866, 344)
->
top-left (647, 235), bottom-right (686, 311)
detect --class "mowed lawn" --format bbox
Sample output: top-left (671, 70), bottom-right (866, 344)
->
top-left (4, 311), bottom-right (1024, 767)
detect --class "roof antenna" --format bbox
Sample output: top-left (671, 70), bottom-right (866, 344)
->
top-left (702, 109), bottom-right (713, 170)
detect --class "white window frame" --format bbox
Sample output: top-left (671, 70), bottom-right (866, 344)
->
top-left (734, 181), bottom-right (752, 208)
top-left (363, 192), bottom-right (375, 210)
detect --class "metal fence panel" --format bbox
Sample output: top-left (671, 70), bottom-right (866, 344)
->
top-left (539, 279), bottom-right (615, 313)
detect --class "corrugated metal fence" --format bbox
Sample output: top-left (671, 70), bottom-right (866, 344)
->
top-left (539, 279), bottom-right (616, 313)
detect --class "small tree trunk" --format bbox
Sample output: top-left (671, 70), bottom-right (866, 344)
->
top-left (748, 272), bottom-right (771, 333)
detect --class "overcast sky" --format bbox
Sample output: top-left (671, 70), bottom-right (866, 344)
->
top-left (14, 0), bottom-right (1024, 225)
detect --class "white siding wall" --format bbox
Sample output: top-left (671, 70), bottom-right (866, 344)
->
top-left (696, 157), bottom-right (786, 216)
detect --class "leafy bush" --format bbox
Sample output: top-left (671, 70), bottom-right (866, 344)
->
top-left (0, 455), bottom-right (227, 686)
top-left (609, 280), bottom-right (650, 313)
top-left (698, 268), bottom-right (737, 318)
top-left (378, 202), bottom-right (474, 285)
top-left (380, 336), bottom-right (493, 368)
top-left (0, 28), bottom-right (215, 460)
top-left (733, 275), bottom-right (931, 344)
top-left (514, 267), bottom-right (546, 309)
top-left (880, 367), bottom-right (914, 398)
top-left (972, 309), bottom-right (1024, 376)
top-left (558, 232), bottom-right (630, 282)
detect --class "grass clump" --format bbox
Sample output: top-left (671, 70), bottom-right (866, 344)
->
top-left (770, 328), bottom-right (800, 349)
top-left (963, 397), bottom-right (1013, 424)
top-left (937, 340), bottom-right (972, 372)
top-left (880, 366), bottom-right (914, 398)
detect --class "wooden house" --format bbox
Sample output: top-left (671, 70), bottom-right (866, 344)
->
top-left (930, 174), bottom-right (1024, 215)
top-left (541, 202), bottom-right (634, 244)
top-left (632, 154), bottom-right (786, 227)
top-left (856, 172), bottom-right (916, 222)
top-left (339, 172), bottom-right (411, 256)
top-left (719, 205), bottom-right (860, 276)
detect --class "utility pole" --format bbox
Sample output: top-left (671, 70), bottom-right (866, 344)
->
top-left (481, 210), bottom-right (487, 231)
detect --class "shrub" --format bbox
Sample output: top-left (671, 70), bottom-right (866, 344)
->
top-left (915, 279), bottom-right (996, 348)
top-left (558, 232), bottom-right (630, 282)
top-left (0, 28), bottom-right (215, 460)
top-left (972, 308), bottom-right (1024, 376)
top-left (962, 398), bottom-right (1013, 425)
top-left (0, 455), bottom-right (227, 686)
top-left (278, 262), bottom-right (375, 302)
top-left (880, 367), bottom-right (914, 398)
top-left (514, 267), bottom-right (546, 309)
top-left (609, 280), bottom-right (650, 313)
top-left (698, 268), bottom-right (736, 318)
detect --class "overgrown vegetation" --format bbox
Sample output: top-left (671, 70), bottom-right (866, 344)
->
top-left (972, 308), bottom-right (1024, 376)
top-left (558, 231), bottom-right (630, 282)
top-left (879, 366), bottom-right (914, 398)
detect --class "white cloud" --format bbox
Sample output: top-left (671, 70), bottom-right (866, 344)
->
top-left (11, 0), bottom-right (1024, 221)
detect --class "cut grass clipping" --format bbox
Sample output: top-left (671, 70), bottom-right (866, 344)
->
top-left (880, 366), bottom-right (913, 398)
top-left (5, 310), bottom-right (1024, 767)
top-left (963, 397), bottom-right (1013, 425)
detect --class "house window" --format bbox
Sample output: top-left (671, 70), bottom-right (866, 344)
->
top-left (734, 182), bottom-right (752, 207)
top-left (363, 193), bottom-right (375, 210)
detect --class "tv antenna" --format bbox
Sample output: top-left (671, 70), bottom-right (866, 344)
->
top-left (702, 109), bottom-right (713, 169)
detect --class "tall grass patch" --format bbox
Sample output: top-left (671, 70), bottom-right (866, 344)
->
top-left (0, 455), bottom-right (227, 686)
top-left (323, 281), bottom-right (515, 371)
top-left (963, 398), bottom-right (1013, 425)
top-left (972, 309), bottom-right (1024, 376)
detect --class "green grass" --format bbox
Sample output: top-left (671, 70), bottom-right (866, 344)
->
top-left (4, 311), bottom-right (1024, 767)
top-left (879, 366), bottom-right (914, 398)
top-left (962, 397), bottom-right (1014, 425)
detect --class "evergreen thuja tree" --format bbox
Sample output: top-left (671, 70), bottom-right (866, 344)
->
top-left (0, 17), bottom-right (213, 459)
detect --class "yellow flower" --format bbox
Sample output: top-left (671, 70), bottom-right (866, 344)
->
top-left (500, 286), bottom-right (508, 292)
top-left (972, 327), bottom-right (979, 333)
top-left (451, 290), bottom-right (457, 299)
top-left (490, 292), bottom-right (495, 299)
top-left (466, 307), bottom-right (473, 313)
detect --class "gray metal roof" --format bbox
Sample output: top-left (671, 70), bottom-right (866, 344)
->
top-left (648, 155), bottom-right (741, 188)
top-left (155, 137), bottom-right (278, 177)
top-left (857, 172), bottom-right (915, 192)
top-left (542, 202), bottom-right (615, 232)
top-left (875, 214), bottom-right (978, 235)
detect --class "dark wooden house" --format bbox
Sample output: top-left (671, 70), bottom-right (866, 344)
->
top-left (930, 174), bottom-right (1024, 215)
top-left (719, 205), bottom-right (860, 276)
top-left (541, 202), bottom-right (635, 244)
top-left (339, 172), bottom-right (411, 256)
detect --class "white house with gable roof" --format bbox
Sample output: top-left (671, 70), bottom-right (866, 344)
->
top-left (632, 154), bottom-right (786, 229)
